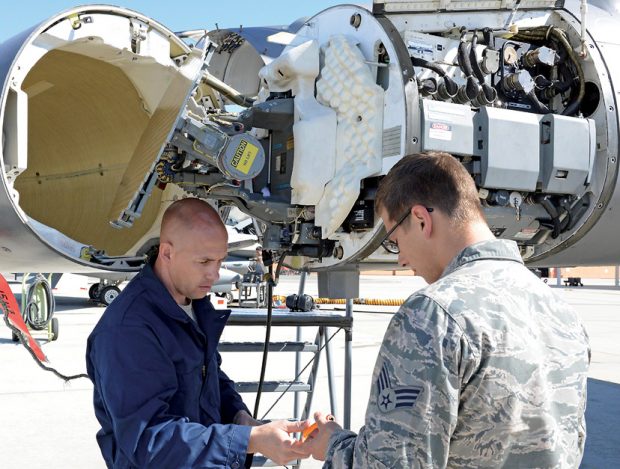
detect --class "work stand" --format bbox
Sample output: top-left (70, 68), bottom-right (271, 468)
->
top-left (238, 272), bottom-right (268, 308)
top-left (220, 270), bottom-right (356, 467)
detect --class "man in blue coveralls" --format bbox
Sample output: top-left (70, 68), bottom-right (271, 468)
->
top-left (87, 198), bottom-right (310, 468)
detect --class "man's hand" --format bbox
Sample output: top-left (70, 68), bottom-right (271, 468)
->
top-left (301, 411), bottom-right (343, 461)
top-left (248, 419), bottom-right (312, 466)
top-left (233, 409), bottom-right (262, 427)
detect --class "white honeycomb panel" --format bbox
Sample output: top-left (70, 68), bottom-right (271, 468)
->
top-left (315, 35), bottom-right (384, 238)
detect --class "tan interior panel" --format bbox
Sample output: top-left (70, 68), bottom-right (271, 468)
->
top-left (108, 73), bottom-right (193, 225)
top-left (15, 49), bottom-right (166, 256)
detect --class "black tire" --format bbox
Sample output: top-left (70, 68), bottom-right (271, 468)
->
top-left (225, 292), bottom-right (234, 303)
top-left (51, 317), bottom-right (59, 341)
top-left (88, 283), bottom-right (100, 300)
top-left (99, 286), bottom-right (121, 306)
top-left (11, 331), bottom-right (20, 342)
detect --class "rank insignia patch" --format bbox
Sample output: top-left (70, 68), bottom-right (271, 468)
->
top-left (376, 362), bottom-right (422, 413)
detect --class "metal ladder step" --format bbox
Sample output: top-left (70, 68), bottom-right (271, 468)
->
top-left (234, 381), bottom-right (311, 393)
top-left (219, 341), bottom-right (318, 353)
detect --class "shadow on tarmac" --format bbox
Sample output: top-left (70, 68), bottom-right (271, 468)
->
top-left (581, 378), bottom-right (620, 468)
top-left (54, 296), bottom-right (100, 312)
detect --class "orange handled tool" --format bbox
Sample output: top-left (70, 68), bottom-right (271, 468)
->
top-left (301, 415), bottom-right (335, 441)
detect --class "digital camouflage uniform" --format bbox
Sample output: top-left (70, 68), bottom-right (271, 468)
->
top-left (325, 239), bottom-right (590, 468)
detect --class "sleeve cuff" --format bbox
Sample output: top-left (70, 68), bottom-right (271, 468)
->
top-left (327, 429), bottom-right (357, 454)
top-left (225, 424), bottom-right (252, 469)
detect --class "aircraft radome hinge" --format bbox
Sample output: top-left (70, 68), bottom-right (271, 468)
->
top-left (130, 19), bottom-right (149, 54)
top-left (67, 13), bottom-right (92, 30)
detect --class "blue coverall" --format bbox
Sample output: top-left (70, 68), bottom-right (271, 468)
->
top-left (86, 263), bottom-right (251, 468)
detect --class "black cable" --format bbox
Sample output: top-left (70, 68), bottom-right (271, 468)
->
top-left (411, 56), bottom-right (446, 77)
top-left (513, 27), bottom-right (585, 116)
top-left (458, 29), bottom-right (475, 78)
top-left (274, 251), bottom-right (288, 283)
top-left (410, 57), bottom-right (458, 99)
top-left (1, 296), bottom-right (89, 382)
top-left (457, 29), bottom-right (480, 101)
top-left (483, 28), bottom-right (495, 48)
top-left (527, 90), bottom-right (551, 114)
top-left (469, 31), bottom-right (497, 105)
top-left (539, 196), bottom-right (562, 238)
top-left (252, 249), bottom-right (290, 420)
top-left (469, 32), bottom-right (485, 83)
top-left (253, 262), bottom-right (274, 419)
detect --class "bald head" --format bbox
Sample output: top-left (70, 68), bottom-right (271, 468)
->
top-left (160, 198), bottom-right (227, 247)
top-left (155, 199), bottom-right (229, 304)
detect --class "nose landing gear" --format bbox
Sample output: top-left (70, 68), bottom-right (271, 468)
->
top-left (88, 282), bottom-right (122, 306)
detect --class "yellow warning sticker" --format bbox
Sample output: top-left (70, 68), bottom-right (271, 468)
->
top-left (231, 140), bottom-right (258, 175)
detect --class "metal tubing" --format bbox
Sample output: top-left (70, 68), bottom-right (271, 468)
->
top-left (344, 298), bottom-right (353, 429)
top-left (301, 328), bottom-right (323, 420)
top-left (324, 326), bottom-right (339, 421)
top-left (294, 271), bottom-right (308, 419)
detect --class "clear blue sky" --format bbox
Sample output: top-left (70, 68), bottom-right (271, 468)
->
top-left (0, 1), bottom-right (353, 43)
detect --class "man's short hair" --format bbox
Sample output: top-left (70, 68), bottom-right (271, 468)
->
top-left (375, 151), bottom-right (484, 225)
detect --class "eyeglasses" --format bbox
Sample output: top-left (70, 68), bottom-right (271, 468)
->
top-left (381, 206), bottom-right (433, 254)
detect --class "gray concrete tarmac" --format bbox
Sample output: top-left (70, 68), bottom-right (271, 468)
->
top-left (0, 273), bottom-right (618, 468)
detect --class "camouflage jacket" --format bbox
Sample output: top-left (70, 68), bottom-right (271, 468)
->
top-left (325, 239), bottom-right (590, 468)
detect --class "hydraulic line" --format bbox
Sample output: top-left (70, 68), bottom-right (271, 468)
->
top-left (469, 32), bottom-right (484, 83)
top-left (539, 196), bottom-right (564, 238)
top-left (411, 56), bottom-right (447, 77)
top-left (527, 89), bottom-right (551, 114)
top-left (253, 251), bottom-right (289, 419)
top-left (513, 27), bottom-right (585, 116)
top-left (253, 266), bottom-right (273, 419)
top-left (456, 29), bottom-right (481, 103)
top-left (411, 57), bottom-right (458, 99)
top-left (469, 31), bottom-right (497, 105)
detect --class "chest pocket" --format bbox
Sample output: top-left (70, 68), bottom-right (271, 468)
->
top-left (200, 354), bottom-right (221, 424)
top-left (175, 364), bottom-right (203, 422)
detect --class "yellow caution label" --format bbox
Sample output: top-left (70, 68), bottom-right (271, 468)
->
top-left (286, 136), bottom-right (295, 151)
top-left (230, 139), bottom-right (258, 175)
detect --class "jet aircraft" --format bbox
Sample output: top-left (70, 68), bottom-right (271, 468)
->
top-left (0, 0), bottom-right (618, 291)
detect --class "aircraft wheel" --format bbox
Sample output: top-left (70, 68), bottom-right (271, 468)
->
top-left (88, 283), bottom-right (100, 300)
top-left (225, 293), bottom-right (234, 303)
top-left (51, 317), bottom-right (59, 341)
top-left (99, 286), bottom-right (121, 306)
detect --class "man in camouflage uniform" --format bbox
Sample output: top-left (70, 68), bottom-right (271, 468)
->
top-left (302, 152), bottom-right (590, 468)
